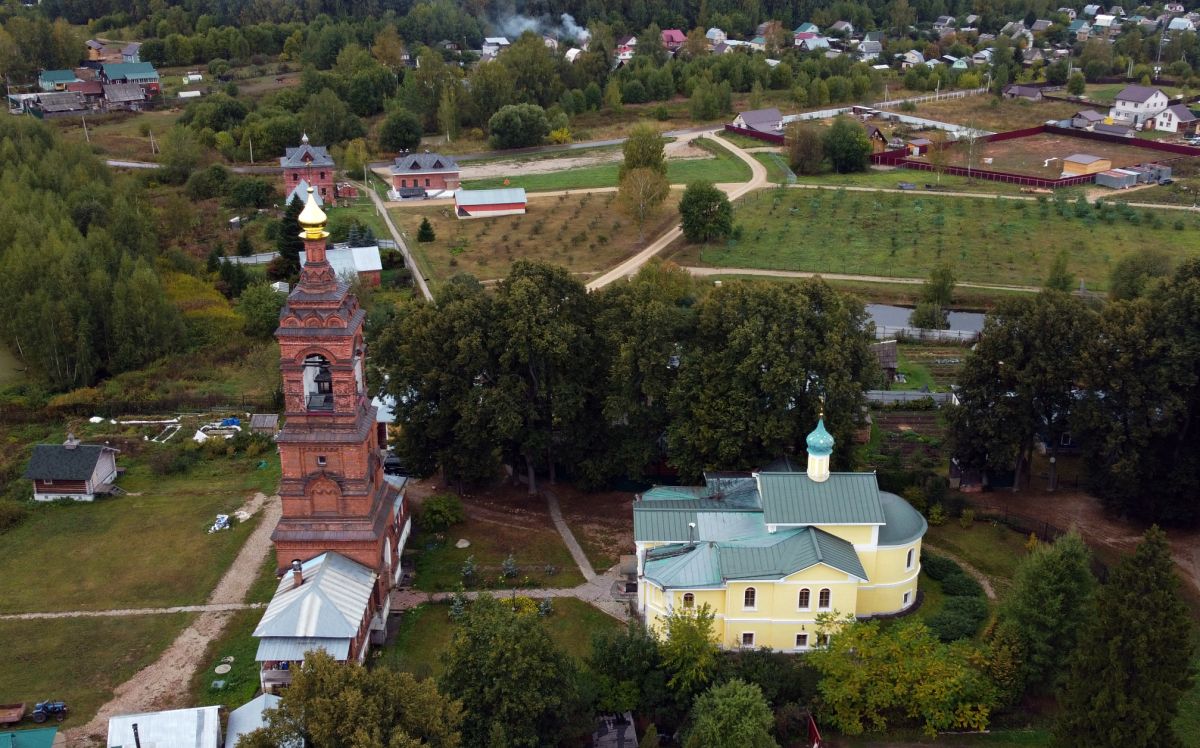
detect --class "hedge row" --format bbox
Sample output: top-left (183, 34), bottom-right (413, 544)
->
top-left (921, 550), bottom-right (989, 642)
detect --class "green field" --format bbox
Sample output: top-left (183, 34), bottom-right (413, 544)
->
top-left (376, 599), bottom-right (620, 679)
top-left (926, 520), bottom-right (1031, 596)
top-left (679, 188), bottom-right (1200, 289)
top-left (190, 608), bottom-right (264, 708)
top-left (460, 139), bottom-right (751, 191)
top-left (0, 613), bottom-right (193, 727)
top-left (0, 453), bottom-right (280, 613)
top-left (328, 201), bottom-right (389, 241)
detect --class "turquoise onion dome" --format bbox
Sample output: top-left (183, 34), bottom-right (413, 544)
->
top-left (806, 418), bottom-right (835, 457)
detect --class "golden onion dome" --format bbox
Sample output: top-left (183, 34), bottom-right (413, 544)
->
top-left (298, 187), bottom-right (328, 240)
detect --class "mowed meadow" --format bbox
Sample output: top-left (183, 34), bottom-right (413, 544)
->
top-left (677, 187), bottom-right (1200, 290)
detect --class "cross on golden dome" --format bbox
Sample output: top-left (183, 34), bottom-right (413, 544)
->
top-left (298, 187), bottom-right (328, 240)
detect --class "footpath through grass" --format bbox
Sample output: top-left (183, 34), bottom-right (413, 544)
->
top-left (189, 608), bottom-right (264, 709)
top-left (0, 613), bottom-right (193, 727)
top-left (377, 598), bottom-right (620, 679)
top-left (680, 187), bottom-right (1200, 290)
top-left (0, 453), bottom-right (280, 613)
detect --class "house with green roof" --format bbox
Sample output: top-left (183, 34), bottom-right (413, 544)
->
top-left (635, 415), bottom-right (927, 651)
top-left (100, 62), bottom-right (160, 94)
top-left (38, 69), bottom-right (80, 92)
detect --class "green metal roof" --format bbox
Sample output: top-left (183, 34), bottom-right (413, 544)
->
top-left (759, 472), bottom-right (886, 526)
top-left (0, 728), bottom-right (58, 748)
top-left (102, 62), bottom-right (158, 79)
top-left (642, 527), bottom-right (867, 589)
top-left (39, 70), bottom-right (77, 82)
top-left (634, 501), bottom-right (761, 542)
top-left (876, 491), bottom-right (928, 546)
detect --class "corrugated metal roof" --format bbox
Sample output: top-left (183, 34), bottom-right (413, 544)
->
top-left (696, 511), bottom-right (767, 541)
top-left (454, 188), bottom-right (526, 206)
top-left (876, 491), bottom-right (928, 545)
top-left (634, 509), bottom-right (698, 542)
top-left (24, 444), bottom-right (109, 480)
top-left (300, 246), bottom-right (382, 277)
top-left (107, 706), bottom-right (220, 748)
top-left (255, 636), bottom-right (351, 662)
top-left (253, 552), bottom-right (375, 639)
top-left (643, 544), bottom-right (723, 588)
top-left (225, 694), bottom-right (299, 748)
top-left (759, 472), bottom-right (886, 525)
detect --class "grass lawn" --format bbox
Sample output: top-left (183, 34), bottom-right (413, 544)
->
top-left (553, 486), bottom-right (635, 573)
top-left (1176, 630), bottom-right (1200, 747)
top-left (926, 132), bottom-right (1183, 178)
top-left (694, 274), bottom-right (1031, 309)
top-left (460, 138), bottom-right (751, 191)
top-left (791, 168), bottom-right (1065, 196)
top-left (913, 571), bottom-right (944, 624)
top-left (674, 187), bottom-right (1200, 290)
top-left (907, 95), bottom-right (1080, 132)
top-left (925, 520), bottom-right (1030, 595)
top-left (0, 613), bottom-right (193, 726)
top-left (412, 519), bottom-right (583, 592)
top-left (376, 598), bottom-right (620, 679)
top-left (55, 110), bottom-right (184, 163)
top-left (393, 191), bottom-right (680, 288)
top-left (189, 608), bottom-right (263, 708)
top-left (755, 153), bottom-right (795, 185)
top-left (328, 200), bottom-right (390, 241)
top-left (96, 339), bottom-right (279, 401)
top-left (0, 453), bottom-right (280, 613)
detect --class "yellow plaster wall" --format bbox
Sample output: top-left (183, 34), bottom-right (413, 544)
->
top-left (807, 524), bottom-right (876, 545)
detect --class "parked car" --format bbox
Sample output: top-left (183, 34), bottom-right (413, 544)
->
top-left (1159, 178), bottom-right (1175, 185)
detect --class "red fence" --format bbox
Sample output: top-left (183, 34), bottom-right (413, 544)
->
top-left (870, 123), bottom-right (1200, 189)
top-left (724, 124), bottom-right (785, 145)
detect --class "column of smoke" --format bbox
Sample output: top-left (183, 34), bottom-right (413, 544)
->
top-left (492, 12), bottom-right (590, 44)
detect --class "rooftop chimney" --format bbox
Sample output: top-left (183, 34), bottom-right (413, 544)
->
top-left (64, 433), bottom-right (80, 450)
top-left (291, 559), bottom-right (303, 588)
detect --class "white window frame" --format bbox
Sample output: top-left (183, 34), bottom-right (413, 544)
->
top-left (798, 587), bottom-right (811, 610)
top-left (903, 590), bottom-right (912, 607)
top-left (795, 632), bottom-right (809, 649)
top-left (818, 588), bottom-right (832, 610)
top-left (682, 592), bottom-right (694, 609)
top-left (743, 587), bottom-right (757, 610)
top-left (741, 631), bottom-right (755, 648)
top-left (316, 455), bottom-right (327, 467)
top-left (906, 548), bottom-right (915, 569)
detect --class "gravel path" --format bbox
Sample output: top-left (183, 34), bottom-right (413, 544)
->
top-left (543, 488), bottom-right (596, 582)
top-left (63, 492), bottom-right (281, 746)
top-left (0, 602), bottom-right (263, 621)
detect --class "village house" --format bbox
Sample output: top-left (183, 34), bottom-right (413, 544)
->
top-left (66, 80), bottom-right (105, 109)
top-left (829, 20), bottom-right (855, 36)
top-left (254, 190), bottom-right (410, 691)
top-left (564, 47), bottom-right (582, 63)
top-left (38, 69), bottom-right (79, 92)
top-left (616, 35), bottom-right (637, 63)
top-left (635, 415), bottom-right (927, 650)
top-left (103, 83), bottom-right (148, 111)
top-left (100, 62), bottom-right (160, 94)
top-left (280, 134), bottom-right (335, 200)
top-left (794, 32), bottom-right (830, 52)
top-left (390, 151), bottom-right (461, 194)
top-left (858, 40), bottom-right (882, 61)
top-left (1072, 109), bottom-right (1106, 129)
top-left (1109, 84), bottom-right (1169, 126)
top-left (863, 123), bottom-right (889, 153)
top-left (705, 27), bottom-right (727, 45)
top-left (85, 39), bottom-right (124, 63)
top-left (225, 695), bottom-right (300, 748)
top-left (871, 340), bottom-right (899, 386)
top-left (24, 435), bottom-right (119, 502)
top-left (732, 107), bottom-right (783, 135)
top-left (933, 15), bottom-right (957, 32)
top-left (121, 42), bottom-right (141, 63)
top-left (900, 49), bottom-right (925, 68)
top-left (749, 35), bottom-right (767, 51)
top-left (1002, 83), bottom-right (1043, 100)
top-left (661, 28), bottom-right (686, 51)
top-left (1154, 104), bottom-right (1199, 135)
top-left (454, 187), bottom-right (527, 218)
top-left (1068, 18), bottom-right (1092, 39)
top-left (482, 37), bottom-right (511, 57)
top-left (31, 91), bottom-right (87, 118)
top-left (1031, 19), bottom-right (1054, 32)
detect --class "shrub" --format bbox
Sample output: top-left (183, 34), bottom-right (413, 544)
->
top-left (0, 502), bottom-right (28, 532)
top-left (147, 445), bottom-right (200, 475)
top-left (537, 598), bottom-right (554, 617)
top-left (921, 553), bottom-right (959, 581)
top-left (502, 553), bottom-right (519, 579)
top-left (941, 570), bottom-right (984, 598)
top-left (959, 508), bottom-right (976, 529)
top-left (927, 503), bottom-right (947, 526)
top-left (421, 492), bottom-right (465, 532)
top-left (901, 485), bottom-right (927, 513)
top-left (417, 217), bottom-right (436, 243)
top-left (926, 595), bottom-right (989, 642)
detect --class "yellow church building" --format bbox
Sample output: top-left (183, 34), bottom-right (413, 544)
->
top-left (635, 416), bottom-right (927, 651)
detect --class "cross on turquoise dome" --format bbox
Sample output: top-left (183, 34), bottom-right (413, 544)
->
top-left (806, 418), bottom-right (835, 456)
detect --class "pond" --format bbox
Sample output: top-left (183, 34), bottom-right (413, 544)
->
top-left (866, 303), bottom-right (987, 333)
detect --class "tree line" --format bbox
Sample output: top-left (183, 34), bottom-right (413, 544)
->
top-left (375, 260), bottom-right (877, 491)
top-left (949, 258), bottom-right (1200, 526)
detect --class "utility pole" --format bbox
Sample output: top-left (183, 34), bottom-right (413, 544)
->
top-left (248, 132), bottom-right (254, 164)
top-left (81, 115), bottom-right (89, 143)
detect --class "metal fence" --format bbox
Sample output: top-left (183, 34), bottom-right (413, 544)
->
top-left (865, 390), bottom-right (955, 406)
top-left (874, 86), bottom-right (989, 109)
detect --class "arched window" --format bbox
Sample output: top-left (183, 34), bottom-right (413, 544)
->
top-left (682, 593), bottom-right (694, 608)
top-left (743, 587), bottom-right (757, 609)
top-left (818, 588), bottom-right (831, 609)
top-left (906, 548), bottom-right (915, 569)
top-left (303, 355), bottom-right (334, 411)
top-left (798, 588), bottom-right (811, 609)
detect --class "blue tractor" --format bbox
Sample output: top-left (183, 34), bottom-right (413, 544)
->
top-left (31, 701), bottom-right (68, 723)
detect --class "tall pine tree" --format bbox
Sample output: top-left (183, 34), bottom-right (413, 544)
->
top-left (1054, 527), bottom-right (1194, 747)
top-left (276, 194), bottom-right (305, 276)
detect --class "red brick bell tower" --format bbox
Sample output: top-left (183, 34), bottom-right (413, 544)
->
top-left (271, 187), bottom-right (406, 608)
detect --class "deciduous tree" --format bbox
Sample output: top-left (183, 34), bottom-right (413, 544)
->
top-left (620, 123), bottom-right (668, 180)
top-left (378, 109), bottom-right (423, 153)
top-left (618, 167), bottom-right (670, 241)
top-left (488, 103), bottom-right (550, 149)
top-left (679, 181), bottom-right (732, 244)
top-left (657, 603), bottom-right (720, 703)
top-left (823, 116), bottom-right (871, 173)
top-left (685, 680), bottom-right (778, 748)
top-left (237, 283), bottom-right (285, 339)
top-left (786, 122), bottom-right (825, 175)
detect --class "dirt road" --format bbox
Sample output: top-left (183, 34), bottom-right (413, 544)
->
top-left (63, 493), bottom-right (281, 746)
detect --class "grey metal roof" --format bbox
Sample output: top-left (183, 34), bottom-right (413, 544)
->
top-left (876, 491), bottom-right (928, 545)
top-left (107, 706), bottom-right (220, 748)
top-left (737, 107), bottom-right (782, 129)
top-left (454, 187), bottom-right (526, 206)
top-left (103, 83), bottom-right (144, 103)
top-left (1115, 84), bottom-right (1162, 103)
top-left (24, 444), bottom-right (110, 480)
top-left (1164, 104), bottom-right (1197, 122)
top-left (250, 414), bottom-right (279, 430)
top-left (253, 552), bottom-right (375, 640)
top-left (280, 142), bottom-right (334, 168)
top-left (36, 92), bottom-right (85, 112)
top-left (391, 152), bottom-right (459, 173)
top-left (1065, 153), bottom-right (1105, 164)
top-left (225, 694), bottom-right (300, 748)
top-left (759, 472), bottom-right (887, 525)
top-left (255, 636), bottom-right (351, 662)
